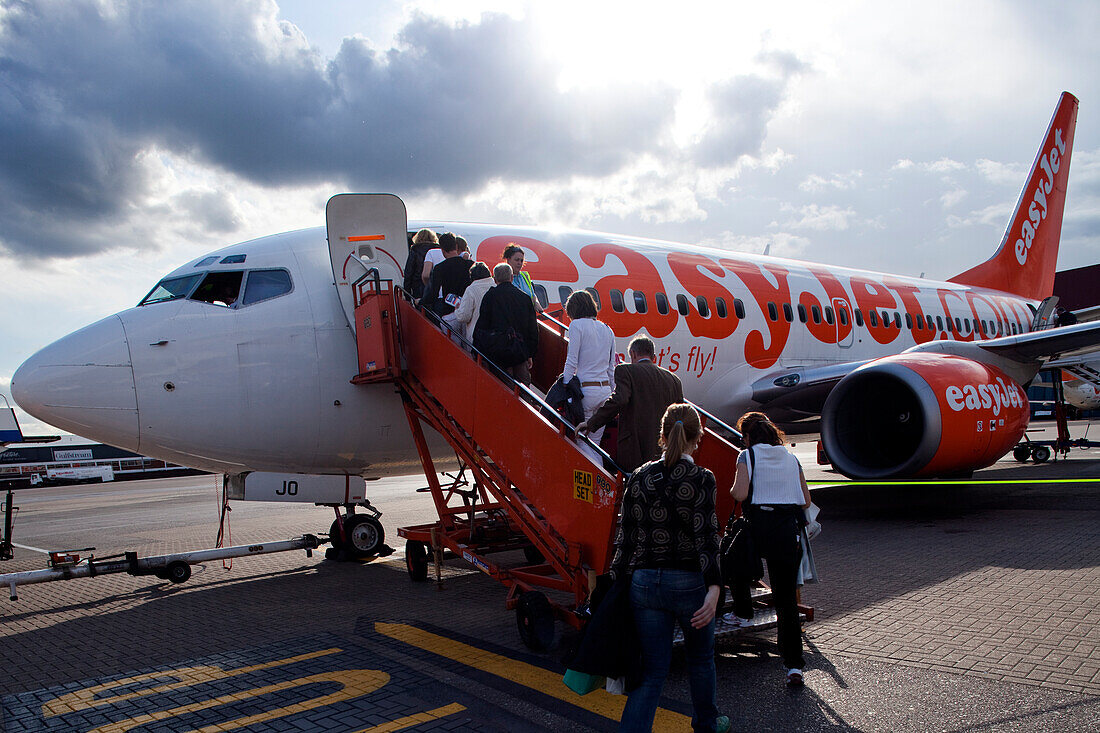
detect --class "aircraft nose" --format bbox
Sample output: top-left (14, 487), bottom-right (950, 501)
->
top-left (11, 315), bottom-right (140, 451)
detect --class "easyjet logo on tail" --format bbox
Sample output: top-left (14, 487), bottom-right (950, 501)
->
top-left (1015, 128), bottom-right (1067, 266)
top-left (945, 377), bottom-right (1024, 416)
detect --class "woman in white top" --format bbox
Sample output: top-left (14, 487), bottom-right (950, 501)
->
top-left (452, 262), bottom-right (493, 341)
top-left (730, 411), bottom-right (812, 688)
top-left (421, 232), bottom-right (452, 289)
top-left (562, 290), bottom-right (616, 446)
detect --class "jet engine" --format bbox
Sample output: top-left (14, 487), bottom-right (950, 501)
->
top-left (821, 353), bottom-right (1029, 479)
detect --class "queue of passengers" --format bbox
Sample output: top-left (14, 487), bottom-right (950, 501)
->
top-left (406, 230), bottom-right (541, 385)
top-left (570, 402), bottom-right (815, 732)
top-left (405, 233), bottom-right (815, 731)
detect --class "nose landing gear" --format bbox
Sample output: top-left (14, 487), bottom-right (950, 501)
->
top-left (325, 502), bottom-right (390, 560)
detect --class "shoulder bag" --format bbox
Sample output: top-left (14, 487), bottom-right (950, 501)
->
top-left (720, 447), bottom-right (764, 585)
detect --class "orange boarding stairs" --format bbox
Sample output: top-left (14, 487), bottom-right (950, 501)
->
top-left (351, 271), bottom-right (745, 650)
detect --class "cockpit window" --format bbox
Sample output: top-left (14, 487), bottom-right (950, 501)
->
top-left (220, 254), bottom-right (246, 264)
top-left (190, 271), bottom-right (244, 307)
top-left (242, 269), bottom-right (293, 306)
top-left (194, 256), bottom-right (219, 267)
top-left (138, 274), bottom-right (203, 306)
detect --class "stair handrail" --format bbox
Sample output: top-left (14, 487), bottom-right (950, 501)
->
top-left (351, 267), bottom-right (382, 305)
top-left (694, 404), bottom-right (744, 448)
top-left (539, 310), bottom-right (742, 449)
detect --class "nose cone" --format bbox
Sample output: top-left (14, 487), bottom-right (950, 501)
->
top-left (12, 315), bottom-right (140, 451)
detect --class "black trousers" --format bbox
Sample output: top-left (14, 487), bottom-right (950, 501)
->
top-left (742, 505), bottom-right (805, 670)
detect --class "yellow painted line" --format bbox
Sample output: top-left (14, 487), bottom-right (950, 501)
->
top-left (86, 669), bottom-right (388, 733)
top-left (43, 648), bottom-right (343, 716)
top-left (375, 622), bottom-right (692, 729)
top-left (353, 702), bottom-right (467, 732)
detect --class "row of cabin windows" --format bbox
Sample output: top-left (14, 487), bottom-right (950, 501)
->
top-left (554, 286), bottom-right (1023, 337)
top-left (852, 309), bottom-right (1022, 336)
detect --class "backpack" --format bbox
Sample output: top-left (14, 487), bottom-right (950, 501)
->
top-left (402, 243), bottom-right (432, 299)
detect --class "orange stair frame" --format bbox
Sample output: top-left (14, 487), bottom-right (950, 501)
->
top-left (349, 273), bottom-right (756, 634)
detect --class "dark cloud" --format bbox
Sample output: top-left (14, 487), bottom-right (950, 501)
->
top-left (692, 63), bottom-right (800, 165)
top-left (0, 1), bottom-right (686, 257)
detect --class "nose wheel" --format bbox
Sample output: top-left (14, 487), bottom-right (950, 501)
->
top-left (328, 512), bottom-right (386, 559)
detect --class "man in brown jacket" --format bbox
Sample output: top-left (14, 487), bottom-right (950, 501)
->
top-left (578, 336), bottom-right (684, 473)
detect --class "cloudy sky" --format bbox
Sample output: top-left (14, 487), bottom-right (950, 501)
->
top-left (2, 0), bottom-right (1098, 434)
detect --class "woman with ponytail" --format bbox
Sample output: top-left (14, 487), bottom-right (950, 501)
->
top-left (610, 403), bottom-right (729, 732)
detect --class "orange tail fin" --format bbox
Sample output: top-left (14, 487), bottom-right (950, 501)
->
top-left (949, 92), bottom-right (1078, 300)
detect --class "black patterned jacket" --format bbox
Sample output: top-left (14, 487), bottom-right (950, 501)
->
top-left (610, 457), bottom-right (722, 587)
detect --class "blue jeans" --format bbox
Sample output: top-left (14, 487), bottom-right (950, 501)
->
top-left (620, 569), bottom-right (719, 732)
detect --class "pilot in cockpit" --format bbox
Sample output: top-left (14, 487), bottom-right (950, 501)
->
top-left (190, 272), bottom-right (243, 307)
top-left (211, 282), bottom-right (238, 307)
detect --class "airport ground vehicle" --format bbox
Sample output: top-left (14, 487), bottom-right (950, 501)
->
top-left (28, 465), bottom-right (114, 485)
top-left (1013, 368), bottom-right (1100, 463)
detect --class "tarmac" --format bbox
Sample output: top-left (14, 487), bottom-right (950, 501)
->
top-left (1, 421), bottom-right (1099, 731)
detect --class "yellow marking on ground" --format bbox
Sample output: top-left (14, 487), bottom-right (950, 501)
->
top-left (374, 622), bottom-right (692, 729)
top-left (353, 702), bottom-right (468, 732)
top-left (42, 648), bottom-right (342, 716)
top-left (85, 670), bottom-right (387, 733)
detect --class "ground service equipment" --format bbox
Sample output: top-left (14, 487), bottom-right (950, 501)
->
top-left (0, 536), bottom-right (323, 601)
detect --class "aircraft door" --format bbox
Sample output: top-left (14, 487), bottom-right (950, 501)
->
top-left (833, 297), bottom-right (854, 348)
top-left (326, 194), bottom-right (408, 330)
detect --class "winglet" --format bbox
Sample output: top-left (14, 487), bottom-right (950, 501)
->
top-left (949, 92), bottom-right (1078, 300)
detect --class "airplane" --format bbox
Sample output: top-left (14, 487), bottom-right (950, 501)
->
top-left (11, 92), bottom-right (1100, 546)
top-left (1065, 375), bottom-right (1100, 412)
top-left (1053, 358), bottom-right (1100, 413)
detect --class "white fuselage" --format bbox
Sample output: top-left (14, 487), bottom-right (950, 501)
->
top-left (12, 223), bottom-right (1037, 477)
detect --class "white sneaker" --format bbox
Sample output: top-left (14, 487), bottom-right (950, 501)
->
top-left (786, 668), bottom-right (804, 687)
top-left (720, 612), bottom-right (753, 627)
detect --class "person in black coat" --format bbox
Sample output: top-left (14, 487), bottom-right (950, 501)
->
top-left (402, 228), bottom-right (438, 300)
top-left (422, 232), bottom-right (473, 323)
top-left (474, 263), bottom-right (539, 385)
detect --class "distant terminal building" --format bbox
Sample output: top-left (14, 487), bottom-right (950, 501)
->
top-left (0, 437), bottom-right (205, 488)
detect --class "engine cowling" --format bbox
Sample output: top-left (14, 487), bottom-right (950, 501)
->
top-left (821, 353), bottom-right (1029, 479)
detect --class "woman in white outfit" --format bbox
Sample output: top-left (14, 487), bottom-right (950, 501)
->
top-left (562, 290), bottom-right (616, 446)
top-left (729, 411), bottom-right (812, 689)
top-left (453, 262), bottom-right (493, 342)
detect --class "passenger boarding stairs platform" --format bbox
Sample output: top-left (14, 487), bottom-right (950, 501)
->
top-left (347, 267), bottom-right (809, 649)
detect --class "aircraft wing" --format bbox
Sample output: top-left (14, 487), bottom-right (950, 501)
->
top-left (1, 397), bottom-right (24, 445)
top-left (1, 397), bottom-right (59, 446)
top-left (977, 319), bottom-right (1100, 364)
